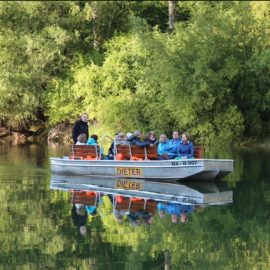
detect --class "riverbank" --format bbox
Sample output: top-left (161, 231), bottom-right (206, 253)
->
top-left (0, 123), bottom-right (72, 145)
top-left (1, 123), bottom-right (268, 148)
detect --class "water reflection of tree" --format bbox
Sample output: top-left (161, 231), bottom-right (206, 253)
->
top-left (99, 193), bottom-right (270, 269)
top-left (2, 149), bottom-right (270, 270)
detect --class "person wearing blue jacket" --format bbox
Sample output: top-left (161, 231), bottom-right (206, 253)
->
top-left (87, 134), bottom-right (98, 145)
top-left (157, 134), bottom-right (169, 159)
top-left (165, 130), bottom-right (181, 159)
top-left (177, 132), bottom-right (194, 158)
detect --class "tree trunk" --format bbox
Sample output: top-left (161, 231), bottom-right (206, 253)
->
top-left (168, 1), bottom-right (176, 32)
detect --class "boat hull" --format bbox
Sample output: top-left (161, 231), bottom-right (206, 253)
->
top-left (50, 158), bottom-right (234, 181)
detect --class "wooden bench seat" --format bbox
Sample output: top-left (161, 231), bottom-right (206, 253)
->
top-left (115, 144), bottom-right (131, 160)
top-left (115, 143), bottom-right (203, 160)
top-left (146, 145), bottom-right (158, 160)
top-left (130, 145), bottom-right (147, 160)
top-left (70, 145), bottom-right (100, 160)
top-left (115, 144), bottom-right (158, 160)
top-left (194, 146), bottom-right (204, 159)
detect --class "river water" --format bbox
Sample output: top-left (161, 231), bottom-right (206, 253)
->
top-left (0, 143), bottom-right (269, 270)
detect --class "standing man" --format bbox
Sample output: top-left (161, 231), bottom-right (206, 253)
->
top-left (72, 113), bottom-right (89, 144)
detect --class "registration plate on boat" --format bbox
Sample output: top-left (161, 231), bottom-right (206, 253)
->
top-left (115, 179), bottom-right (143, 190)
top-left (115, 167), bottom-right (143, 177)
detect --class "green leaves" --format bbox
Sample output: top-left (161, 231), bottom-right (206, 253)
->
top-left (0, 2), bottom-right (270, 143)
top-left (0, 1), bottom-right (130, 127)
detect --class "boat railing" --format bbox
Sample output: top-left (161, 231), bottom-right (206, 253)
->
top-left (194, 146), bottom-right (204, 159)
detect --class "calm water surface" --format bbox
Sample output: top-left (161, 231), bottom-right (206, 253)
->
top-left (0, 144), bottom-right (269, 270)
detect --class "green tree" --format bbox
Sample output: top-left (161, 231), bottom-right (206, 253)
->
top-left (1, 1), bottom-right (270, 143)
top-left (0, 1), bottom-right (130, 130)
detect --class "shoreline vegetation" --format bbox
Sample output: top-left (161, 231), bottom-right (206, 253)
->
top-left (0, 123), bottom-right (267, 149)
top-left (0, 2), bottom-right (270, 146)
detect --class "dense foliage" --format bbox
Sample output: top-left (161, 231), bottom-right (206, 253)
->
top-left (0, 1), bottom-right (270, 144)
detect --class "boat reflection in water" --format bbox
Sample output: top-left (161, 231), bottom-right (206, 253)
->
top-left (50, 175), bottom-right (233, 230)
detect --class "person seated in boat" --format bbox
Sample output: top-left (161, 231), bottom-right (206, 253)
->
top-left (86, 134), bottom-right (104, 158)
top-left (76, 133), bottom-right (87, 145)
top-left (157, 202), bottom-right (194, 223)
top-left (157, 134), bottom-right (169, 160)
top-left (87, 134), bottom-right (98, 145)
top-left (143, 131), bottom-right (159, 145)
top-left (128, 130), bottom-right (153, 147)
top-left (115, 132), bottom-right (129, 145)
top-left (107, 133), bottom-right (118, 159)
top-left (176, 132), bottom-right (194, 159)
top-left (164, 130), bottom-right (181, 159)
top-left (126, 132), bottom-right (133, 141)
top-left (108, 132), bottom-right (129, 159)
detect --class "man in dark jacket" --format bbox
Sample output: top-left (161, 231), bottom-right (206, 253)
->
top-left (72, 113), bottom-right (89, 143)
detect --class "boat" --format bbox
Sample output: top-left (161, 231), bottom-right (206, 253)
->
top-left (50, 174), bottom-right (233, 206)
top-left (50, 157), bottom-right (234, 180)
top-left (50, 144), bottom-right (234, 180)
